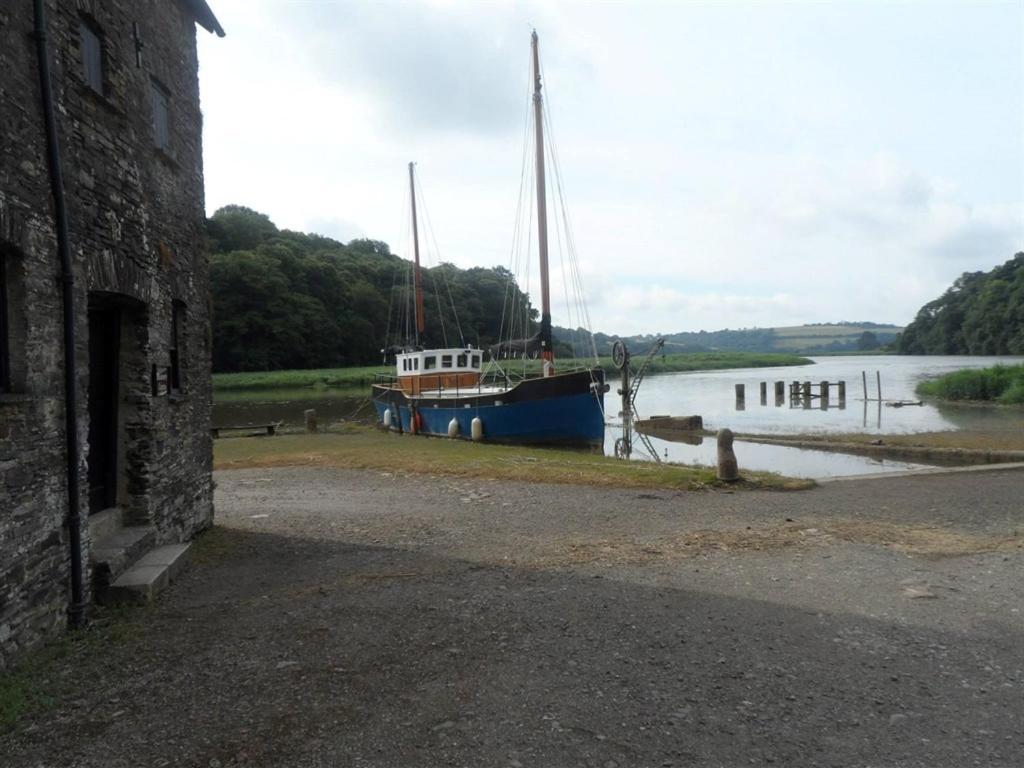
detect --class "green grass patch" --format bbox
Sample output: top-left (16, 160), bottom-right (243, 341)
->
top-left (214, 425), bottom-right (811, 491)
top-left (916, 364), bottom-right (1024, 405)
top-left (212, 352), bottom-right (811, 394)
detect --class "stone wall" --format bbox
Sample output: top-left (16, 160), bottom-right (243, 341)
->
top-left (0, 0), bottom-right (215, 667)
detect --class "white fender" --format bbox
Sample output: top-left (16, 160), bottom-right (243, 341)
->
top-left (383, 409), bottom-right (392, 428)
top-left (447, 418), bottom-right (459, 438)
top-left (471, 417), bottom-right (483, 442)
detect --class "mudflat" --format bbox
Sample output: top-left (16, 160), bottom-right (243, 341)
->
top-left (3, 466), bottom-right (1022, 767)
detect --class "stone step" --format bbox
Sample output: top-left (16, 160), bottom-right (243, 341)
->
top-left (90, 525), bottom-right (157, 580)
top-left (88, 507), bottom-right (123, 542)
top-left (106, 543), bottom-right (192, 604)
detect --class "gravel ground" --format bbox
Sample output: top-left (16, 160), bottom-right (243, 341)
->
top-left (3, 466), bottom-right (1023, 767)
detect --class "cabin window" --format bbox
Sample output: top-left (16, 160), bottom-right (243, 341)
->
top-left (457, 354), bottom-right (468, 368)
top-left (471, 355), bottom-right (480, 368)
top-left (402, 359), bottom-right (407, 371)
top-left (169, 301), bottom-right (185, 392)
top-left (0, 251), bottom-right (9, 392)
top-left (424, 356), bottom-right (436, 370)
top-left (80, 18), bottom-right (103, 94)
top-left (151, 78), bottom-right (170, 151)
top-left (414, 358), bottom-right (419, 371)
top-left (441, 354), bottom-right (453, 368)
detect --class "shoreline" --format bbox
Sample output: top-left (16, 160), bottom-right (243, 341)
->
top-left (212, 352), bottom-right (813, 394)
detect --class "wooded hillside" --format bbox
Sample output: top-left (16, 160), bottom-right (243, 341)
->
top-left (208, 206), bottom-right (535, 372)
top-left (898, 253), bottom-right (1024, 355)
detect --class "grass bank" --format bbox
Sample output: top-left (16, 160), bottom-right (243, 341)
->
top-left (213, 426), bottom-right (812, 491)
top-left (916, 364), bottom-right (1024, 405)
top-left (213, 352), bottom-right (812, 393)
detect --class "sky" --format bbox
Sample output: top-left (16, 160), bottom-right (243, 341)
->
top-left (197, 0), bottom-right (1024, 336)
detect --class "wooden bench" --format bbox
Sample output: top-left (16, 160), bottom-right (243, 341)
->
top-left (211, 422), bottom-right (281, 439)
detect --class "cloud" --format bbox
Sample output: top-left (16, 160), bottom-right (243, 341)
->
top-left (270, 3), bottom-right (541, 136)
top-left (196, 1), bottom-right (1024, 338)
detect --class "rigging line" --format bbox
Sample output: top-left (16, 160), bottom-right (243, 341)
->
top-left (427, 265), bottom-right (450, 347)
top-left (382, 258), bottom-right (403, 360)
top-left (499, 52), bottom-right (537, 354)
top-left (414, 169), bottom-right (466, 347)
top-left (537, 59), bottom-right (596, 360)
top-left (542, 98), bottom-right (598, 363)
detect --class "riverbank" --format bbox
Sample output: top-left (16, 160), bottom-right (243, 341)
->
top-left (917, 363), bottom-right (1024, 405)
top-left (212, 352), bottom-right (812, 394)
top-left (212, 426), bottom-right (812, 491)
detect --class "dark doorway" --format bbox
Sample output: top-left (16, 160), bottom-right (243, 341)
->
top-left (87, 306), bottom-right (120, 514)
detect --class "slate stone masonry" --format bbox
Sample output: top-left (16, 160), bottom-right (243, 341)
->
top-left (0, 0), bottom-right (218, 667)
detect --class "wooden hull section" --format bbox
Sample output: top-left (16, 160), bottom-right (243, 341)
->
top-left (372, 368), bottom-right (607, 447)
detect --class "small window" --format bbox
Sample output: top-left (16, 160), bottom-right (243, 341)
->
top-left (424, 356), bottom-right (436, 370)
top-left (151, 79), bottom-right (170, 151)
top-left (414, 358), bottom-right (419, 371)
top-left (441, 354), bottom-right (453, 368)
top-left (471, 355), bottom-right (480, 368)
top-left (169, 301), bottom-right (184, 392)
top-left (80, 19), bottom-right (103, 94)
top-left (457, 354), bottom-right (467, 368)
top-left (0, 253), bottom-right (9, 392)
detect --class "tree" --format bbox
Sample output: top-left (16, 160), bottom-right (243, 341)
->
top-left (899, 253), bottom-right (1024, 355)
top-left (856, 331), bottom-right (880, 351)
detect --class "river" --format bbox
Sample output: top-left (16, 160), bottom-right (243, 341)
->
top-left (214, 355), bottom-right (1024, 480)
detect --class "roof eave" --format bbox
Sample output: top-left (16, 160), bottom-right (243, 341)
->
top-left (182, 0), bottom-right (225, 37)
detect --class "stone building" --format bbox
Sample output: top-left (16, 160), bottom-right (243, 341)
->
top-left (0, 0), bottom-right (223, 666)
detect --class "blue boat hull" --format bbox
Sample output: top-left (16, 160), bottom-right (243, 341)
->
top-left (372, 369), bottom-right (607, 447)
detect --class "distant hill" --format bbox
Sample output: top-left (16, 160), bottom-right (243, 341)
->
top-left (898, 253), bottom-right (1024, 355)
top-left (554, 322), bottom-right (904, 357)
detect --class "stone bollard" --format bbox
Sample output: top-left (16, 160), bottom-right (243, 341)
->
top-left (717, 428), bottom-right (739, 482)
top-left (304, 408), bottom-right (317, 433)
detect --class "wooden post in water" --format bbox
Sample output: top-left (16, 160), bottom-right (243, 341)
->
top-left (304, 409), bottom-right (317, 433)
top-left (862, 370), bottom-right (868, 401)
top-left (838, 380), bottom-right (847, 408)
top-left (735, 383), bottom-right (745, 410)
top-left (876, 370), bottom-right (882, 403)
top-left (759, 381), bottom-right (767, 406)
top-left (802, 381), bottom-right (812, 409)
top-left (820, 381), bottom-right (829, 410)
top-left (775, 380), bottom-right (785, 406)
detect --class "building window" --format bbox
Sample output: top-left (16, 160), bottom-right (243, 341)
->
top-left (150, 79), bottom-right (170, 151)
top-left (0, 252), bottom-right (9, 392)
top-left (170, 301), bottom-right (184, 392)
top-left (80, 19), bottom-right (103, 94)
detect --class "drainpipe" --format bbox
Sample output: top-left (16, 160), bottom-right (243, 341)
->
top-left (33, 0), bottom-right (86, 627)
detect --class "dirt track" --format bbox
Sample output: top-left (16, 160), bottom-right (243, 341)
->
top-left (3, 465), bottom-right (1023, 767)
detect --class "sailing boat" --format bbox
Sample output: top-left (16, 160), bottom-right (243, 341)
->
top-left (371, 32), bottom-right (607, 446)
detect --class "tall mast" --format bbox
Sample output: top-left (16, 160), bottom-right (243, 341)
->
top-left (409, 161), bottom-right (426, 344)
top-left (532, 30), bottom-right (554, 377)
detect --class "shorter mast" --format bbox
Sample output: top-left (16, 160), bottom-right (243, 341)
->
top-left (409, 161), bottom-right (426, 344)
top-left (532, 30), bottom-right (554, 377)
